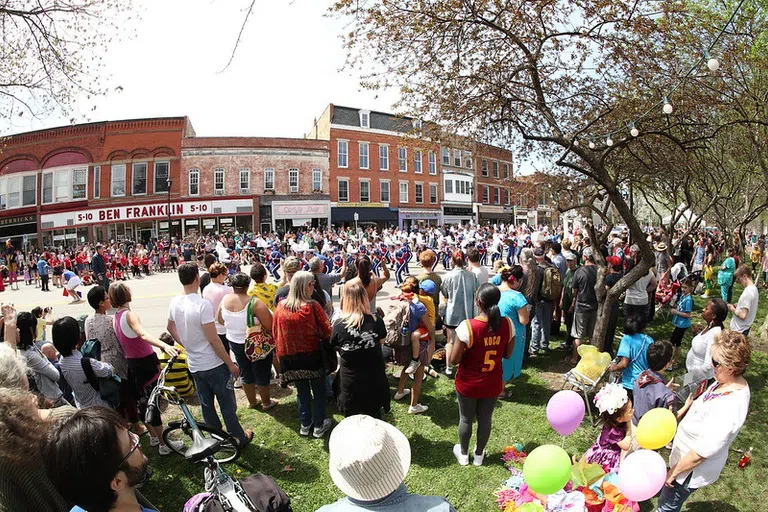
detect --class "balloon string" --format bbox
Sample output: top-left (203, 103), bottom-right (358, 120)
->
top-left (561, 436), bottom-right (565, 449)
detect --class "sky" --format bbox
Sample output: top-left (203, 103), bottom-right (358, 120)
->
top-left (1, 0), bottom-right (538, 173)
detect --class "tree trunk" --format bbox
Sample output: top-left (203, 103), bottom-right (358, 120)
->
top-left (592, 298), bottom-right (615, 353)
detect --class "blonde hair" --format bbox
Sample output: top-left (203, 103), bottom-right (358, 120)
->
top-left (339, 283), bottom-right (370, 330)
top-left (283, 271), bottom-right (315, 312)
top-left (712, 330), bottom-right (751, 376)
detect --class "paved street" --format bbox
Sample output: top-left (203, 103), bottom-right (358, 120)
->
top-left (3, 260), bottom-right (454, 338)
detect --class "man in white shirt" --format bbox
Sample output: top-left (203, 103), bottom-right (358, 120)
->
top-left (466, 247), bottom-right (489, 285)
top-left (729, 266), bottom-right (758, 335)
top-left (167, 262), bottom-right (252, 446)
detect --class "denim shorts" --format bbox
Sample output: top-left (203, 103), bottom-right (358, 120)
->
top-left (230, 342), bottom-right (273, 386)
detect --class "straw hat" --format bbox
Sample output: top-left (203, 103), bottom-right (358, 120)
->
top-left (654, 242), bottom-right (667, 252)
top-left (328, 415), bottom-right (410, 502)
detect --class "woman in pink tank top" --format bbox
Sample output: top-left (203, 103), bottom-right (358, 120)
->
top-left (109, 282), bottom-right (182, 456)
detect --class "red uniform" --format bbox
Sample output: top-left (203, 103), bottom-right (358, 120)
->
top-left (455, 317), bottom-right (513, 399)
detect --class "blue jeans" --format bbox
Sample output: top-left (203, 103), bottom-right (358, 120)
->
top-left (191, 364), bottom-right (246, 442)
top-left (295, 377), bottom-right (326, 428)
top-left (656, 473), bottom-right (695, 512)
top-left (530, 301), bottom-right (554, 351)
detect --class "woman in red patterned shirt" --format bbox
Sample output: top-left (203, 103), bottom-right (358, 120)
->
top-left (448, 283), bottom-right (514, 466)
top-left (272, 271), bottom-right (333, 438)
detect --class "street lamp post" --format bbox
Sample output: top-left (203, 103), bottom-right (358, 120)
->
top-left (166, 178), bottom-right (172, 241)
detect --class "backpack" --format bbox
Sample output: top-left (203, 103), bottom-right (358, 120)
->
top-left (382, 299), bottom-right (411, 348)
top-left (540, 265), bottom-right (562, 301)
top-left (81, 338), bottom-right (101, 360)
top-left (80, 357), bottom-right (122, 409)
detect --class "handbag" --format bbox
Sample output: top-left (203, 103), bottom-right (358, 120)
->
top-left (81, 357), bottom-right (122, 408)
top-left (245, 297), bottom-right (275, 362)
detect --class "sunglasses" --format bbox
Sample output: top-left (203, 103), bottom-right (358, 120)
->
top-left (117, 431), bottom-right (141, 470)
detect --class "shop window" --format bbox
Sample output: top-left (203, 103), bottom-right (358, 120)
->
top-left (414, 150), bottom-right (422, 174)
top-left (214, 168), bottom-right (225, 196)
top-left (154, 161), bottom-right (170, 193)
top-left (428, 151), bottom-right (436, 174)
top-left (415, 183), bottom-right (423, 204)
top-left (360, 180), bottom-right (370, 202)
top-left (399, 147), bottom-right (407, 172)
top-left (239, 168), bottom-right (250, 194)
top-left (264, 168), bottom-right (274, 191)
top-left (338, 140), bottom-right (348, 168)
top-left (312, 169), bottom-right (322, 192)
top-left (132, 163), bottom-right (147, 195)
top-left (111, 164), bottom-right (126, 197)
top-left (338, 179), bottom-right (349, 202)
top-left (289, 169), bottom-right (299, 193)
top-left (93, 166), bottom-right (101, 198)
top-left (429, 183), bottom-right (438, 204)
top-left (188, 169), bottom-right (200, 196)
top-left (359, 142), bottom-right (369, 169)
top-left (380, 180), bottom-right (390, 202)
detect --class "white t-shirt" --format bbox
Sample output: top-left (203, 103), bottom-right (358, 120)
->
top-left (168, 293), bottom-right (221, 372)
top-left (471, 265), bottom-right (489, 286)
top-left (624, 270), bottom-right (654, 305)
top-left (685, 326), bottom-right (721, 381)
top-left (730, 285), bottom-right (758, 333)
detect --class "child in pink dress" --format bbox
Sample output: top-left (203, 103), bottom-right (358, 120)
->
top-left (582, 383), bottom-right (634, 473)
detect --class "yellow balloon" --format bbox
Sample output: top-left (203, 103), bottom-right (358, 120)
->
top-left (597, 353), bottom-right (611, 367)
top-left (578, 344), bottom-right (598, 359)
top-left (636, 408), bottom-right (677, 450)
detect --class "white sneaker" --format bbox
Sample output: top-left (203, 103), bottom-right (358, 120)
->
top-left (444, 366), bottom-right (453, 377)
top-left (404, 359), bottom-right (420, 375)
top-left (472, 447), bottom-right (485, 466)
top-left (313, 418), bottom-right (333, 438)
top-left (149, 437), bottom-right (160, 447)
top-left (453, 444), bottom-right (469, 466)
top-left (408, 403), bottom-right (428, 414)
top-left (394, 389), bottom-right (411, 400)
top-left (158, 439), bottom-right (184, 455)
top-left (299, 424), bottom-right (312, 437)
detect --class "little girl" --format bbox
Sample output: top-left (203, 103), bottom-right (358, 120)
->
top-left (582, 383), bottom-right (633, 473)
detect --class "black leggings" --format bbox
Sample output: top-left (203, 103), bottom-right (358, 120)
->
top-left (457, 391), bottom-right (497, 456)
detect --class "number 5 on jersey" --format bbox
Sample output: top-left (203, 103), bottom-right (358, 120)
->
top-left (482, 350), bottom-right (497, 372)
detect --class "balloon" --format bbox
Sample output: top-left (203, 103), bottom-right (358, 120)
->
top-left (596, 352), bottom-right (612, 366)
top-left (523, 445), bottom-right (572, 495)
top-left (546, 390), bottom-right (586, 436)
top-left (636, 408), bottom-right (677, 450)
top-left (618, 449), bottom-right (667, 502)
top-left (578, 344), bottom-right (598, 359)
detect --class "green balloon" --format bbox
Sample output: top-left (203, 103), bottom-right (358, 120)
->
top-left (522, 445), bottom-right (572, 495)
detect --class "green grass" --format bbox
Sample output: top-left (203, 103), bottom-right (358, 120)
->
top-left (142, 286), bottom-right (768, 512)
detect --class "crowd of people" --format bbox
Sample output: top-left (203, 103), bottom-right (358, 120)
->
top-left (0, 221), bottom-right (760, 512)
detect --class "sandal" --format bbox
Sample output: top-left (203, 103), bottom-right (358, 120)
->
top-left (240, 430), bottom-right (254, 447)
top-left (261, 400), bottom-right (278, 411)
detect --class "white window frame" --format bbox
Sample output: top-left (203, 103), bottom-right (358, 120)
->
top-left (464, 151), bottom-right (473, 169)
top-left (415, 182), bottom-right (423, 204)
top-left (338, 178), bottom-right (349, 202)
top-left (3, 173), bottom-right (38, 209)
top-left (239, 168), bottom-right (250, 194)
top-left (359, 109), bottom-right (370, 128)
top-left (429, 183), bottom-right (438, 204)
top-left (442, 147), bottom-right (450, 165)
top-left (428, 151), bottom-right (436, 175)
top-left (493, 161), bottom-right (499, 178)
top-left (0, 179), bottom-right (6, 210)
top-left (453, 149), bottom-right (461, 167)
top-left (264, 168), bottom-right (275, 191)
top-left (359, 142), bottom-right (369, 169)
top-left (398, 147), bottom-right (407, 172)
top-left (132, 162), bottom-right (148, 196)
top-left (214, 168), bottom-right (225, 196)
top-left (153, 161), bottom-right (170, 194)
top-left (380, 179), bottom-right (390, 203)
top-left (482, 185), bottom-right (489, 204)
top-left (188, 169), bottom-right (200, 196)
top-left (379, 144), bottom-right (389, 170)
top-left (337, 140), bottom-right (349, 168)
top-left (312, 168), bottom-right (322, 192)
top-left (111, 164), bottom-right (126, 198)
top-left (482, 160), bottom-right (488, 177)
top-left (289, 168), bottom-right (299, 194)
top-left (494, 187), bottom-right (500, 205)
top-left (414, 150), bottom-right (422, 174)
top-left (505, 188), bottom-right (511, 205)
top-left (445, 179), bottom-right (453, 194)
top-left (93, 166), bottom-right (101, 199)
top-left (360, 179), bottom-right (370, 203)
top-left (399, 181), bottom-right (408, 203)
top-left (503, 163), bottom-right (510, 179)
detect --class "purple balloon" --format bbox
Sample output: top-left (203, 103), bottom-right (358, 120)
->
top-left (618, 449), bottom-right (667, 502)
top-left (546, 390), bottom-right (586, 436)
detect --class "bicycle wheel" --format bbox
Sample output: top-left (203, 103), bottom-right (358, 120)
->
top-left (162, 422), bottom-right (241, 464)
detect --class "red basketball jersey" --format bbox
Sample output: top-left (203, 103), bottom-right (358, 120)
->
top-left (455, 317), bottom-right (512, 399)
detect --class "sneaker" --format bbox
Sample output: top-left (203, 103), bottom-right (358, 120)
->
top-left (149, 436), bottom-right (160, 447)
top-left (408, 403), bottom-right (428, 414)
top-left (394, 389), bottom-right (411, 400)
top-left (444, 366), bottom-right (453, 377)
top-left (313, 418), bottom-right (333, 438)
top-left (453, 444), bottom-right (469, 466)
top-left (158, 439), bottom-right (184, 455)
top-left (404, 358), bottom-right (420, 375)
top-left (472, 447), bottom-right (485, 466)
top-left (299, 424), bottom-right (312, 437)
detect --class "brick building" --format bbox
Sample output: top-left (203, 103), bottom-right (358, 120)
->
top-left (0, 117), bottom-right (194, 247)
top-left (180, 137), bottom-right (330, 234)
top-left (512, 172), bottom-right (556, 227)
top-left (308, 104), bottom-right (443, 228)
top-left (475, 142), bottom-right (515, 225)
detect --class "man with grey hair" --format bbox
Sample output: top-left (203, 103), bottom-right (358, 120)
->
top-left (310, 254), bottom-right (346, 299)
top-left (567, 246), bottom-right (598, 364)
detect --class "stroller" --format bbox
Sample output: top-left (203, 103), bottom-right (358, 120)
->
top-left (655, 279), bottom-right (681, 320)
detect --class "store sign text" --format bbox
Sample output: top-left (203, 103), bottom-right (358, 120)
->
top-left (76, 203), bottom-right (194, 223)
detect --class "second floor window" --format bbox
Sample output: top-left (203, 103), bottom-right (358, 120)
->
top-left (399, 147), bottom-right (407, 172)
top-left (111, 165), bottom-right (126, 197)
top-left (338, 140), bottom-right (348, 168)
top-left (359, 142), bottom-right (369, 169)
top-left (399, 182), bottom-right (408, 203)
top-left (188, 169), bottom-right (199, 196)
top-left (379, 145), bottom-right (389, 170)
top-left (442, 147), bottom-right (450, 165)
top-left (380, 180), bottom-right (390, 202)
top-left (154, 162), bottom-right (170, 193)
top-left (482, 160), bottom-right (488, 177)
top-left (313, 168), bottom-right (322, 192)
top-left (360, 181), bottom-right (370, 202)
top-left (289, 169), bottom-right (299, 193)
top-left (214, 168), bottom-right (225, 195)
top-left (503, 163), bottom-right (510, 178)
top-left (414, 150), bottom-right (422, 173)
top-left (429, 183), bottom-right (437, 204)
top-left (453, 149), bottom-right (461, 167)
top-left (93, 166), bottom-right (101, 199)
top-left (415, 183), bottom-right (423, 203)
top-left (428, 151), bottom-right (436, 174)
top-left (445, 180), bottom-right (453, 194)
top-left (264, 168), bottom-right (274, 190)
top-left (493, 161), bottom-right (499, 178)
top-left (132, 163), bottom-right (147, 195)
top-left (239, 168), bottom-right (250, 194)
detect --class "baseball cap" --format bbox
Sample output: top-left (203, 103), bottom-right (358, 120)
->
top-left (533, 247), bottom-right (545, 257)
top-left (564, 252), bottom-right (577, 261)
top-left (283, 256), bottom-right (301, 274)
top-left (419, 279), bottom-right (436, 294)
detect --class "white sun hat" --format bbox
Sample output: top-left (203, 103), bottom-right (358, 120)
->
top-left (328, 415), bottom-right (411, 502)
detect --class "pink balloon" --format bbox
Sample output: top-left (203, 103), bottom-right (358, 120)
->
top-left (546, 390), bottom-right (586, 436)
top-left (618, 450), bottom-right (667, 502)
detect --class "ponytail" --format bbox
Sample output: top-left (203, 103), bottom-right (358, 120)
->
top-left (476, 283), bottom-right (502, 332)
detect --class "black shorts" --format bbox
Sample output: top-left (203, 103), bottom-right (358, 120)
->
top-left (670, 326), bottom-right (688, 347)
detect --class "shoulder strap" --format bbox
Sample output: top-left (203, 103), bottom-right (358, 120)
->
top-left (80, 357), bottom-right (101, 391)
top-left (629, 335), bottom-right (650, 366)
top-left (246, 297), bottom-right (255, 328)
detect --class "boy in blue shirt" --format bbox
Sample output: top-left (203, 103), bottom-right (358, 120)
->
top-left (669, 279), bottom-right (693, 370)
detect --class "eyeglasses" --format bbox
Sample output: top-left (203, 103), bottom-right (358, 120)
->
top-left (711, 359), bottom-right (721, 368)
top-left (117, 431), bottom-right (141, 469)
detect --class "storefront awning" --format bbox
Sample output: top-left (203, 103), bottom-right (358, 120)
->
top-left (332, 207), bottom-right (398, 223)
